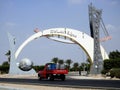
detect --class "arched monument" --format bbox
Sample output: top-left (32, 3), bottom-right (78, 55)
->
top-left (8, 28), bottom-right (108, 75)
top-left (8, 4), bottom-right (110, 75)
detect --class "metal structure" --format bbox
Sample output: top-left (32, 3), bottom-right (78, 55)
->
top-left (89, 3), bottom-right (103, 74)
top-left (89, 4), bottom-right (111, 74)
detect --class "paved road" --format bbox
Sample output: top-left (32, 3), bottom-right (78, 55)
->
top-left (0, 78), bottom-right (120, 89)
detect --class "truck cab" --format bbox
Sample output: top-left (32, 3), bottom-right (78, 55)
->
top-left (38, 63), bottom-right (68, 81)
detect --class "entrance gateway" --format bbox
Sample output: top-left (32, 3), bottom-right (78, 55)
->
top-left (14, 28), bottom-right (108, 74)
top-left (8, 4), bottom-right (110, 75)
top-left (15, 28), bottom-right (108, 62)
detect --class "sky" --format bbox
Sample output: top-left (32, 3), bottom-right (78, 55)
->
top-left (0, 0), bottom-right (120, 65)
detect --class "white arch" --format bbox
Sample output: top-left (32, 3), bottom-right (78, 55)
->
top-left (15, 31), bottom-right (42, 59)
top-left (15, 28), bottom-right (109, 62)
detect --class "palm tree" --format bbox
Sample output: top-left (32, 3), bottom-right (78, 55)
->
top-left (58, 59), bottom-right (64, 69)
top-left (65, 59), bottom-right (73, 71)
top-left (73, 62), bottom-right (79, 71)
top-left (58, 59), bottom-right (64, 65)
top-left (51, 57), bottom-right (59, 64)
top-left (86, 58), bottom-right (91, 72)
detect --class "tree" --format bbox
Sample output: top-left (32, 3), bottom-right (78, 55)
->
top-left (102, 50), bottom-right (120, 76)
top-left (86, 58), bottom-right (91, 65)
top-left (57, 59), bottom-right (64, 69)
top-left (33, 65), bottom-right (44, 72)
top-left (86, 58), bottom-right (91, 72)
top-left (58, 59), bottom-right (64, 65)
top-left (73, 62), bottom-right (79, 71)
top-left (51, 57), bottom-right (59, 64)
top-left (65, 59), bottom-right (73, 71)
top-left (0, 61), bottom-right (10, 74)
top-left (2, 61), bottom-right (9, 66)
top-left (109, 50), bottom-right (120, 59)
top-left (104, 59), bottom-right (120, 70)
top-left (79, 62), bottom-right (90, 71)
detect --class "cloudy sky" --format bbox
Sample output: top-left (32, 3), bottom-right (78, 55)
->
top-left (0, 0), bottom-right (120, 65)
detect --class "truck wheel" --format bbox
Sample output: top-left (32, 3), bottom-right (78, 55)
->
top-left (61, 75), bottom-right (65, 81)
top-left (38, 74), bottom-right (42, 80)
top-left (50, 74), bottom-right (54, 81)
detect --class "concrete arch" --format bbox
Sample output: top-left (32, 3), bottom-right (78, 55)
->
top-left (15, 28), bottom-right (109, 63)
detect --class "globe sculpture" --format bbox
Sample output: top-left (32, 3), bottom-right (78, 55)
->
top-left (19, 58), bottom-right (33, 71)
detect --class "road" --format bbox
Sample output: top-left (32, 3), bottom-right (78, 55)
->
top-left (0, 78), bottom-right (120, 89)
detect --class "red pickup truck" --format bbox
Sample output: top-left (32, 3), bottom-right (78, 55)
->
top-left (38, 63), bottom-right (68, 81)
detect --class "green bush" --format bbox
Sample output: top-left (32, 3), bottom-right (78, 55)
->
top-left (110, 68), bottom-right (120, 78)
top-left (116, 71), bottom-right (120, 78)
top-left (104, 59), bottom-right (120, 70)
top-left (33, 65), bottom-right (45, 72)
top-left (101, 69), bottom-right (109, 75)
top-left (110, 69), bottom-right (115, 78)
top-left (0, 65), bottom-right (9, 74)
top-left (104, 59), bottom-right (113, 70)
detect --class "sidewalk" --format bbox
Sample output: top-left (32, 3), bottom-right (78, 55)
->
top-left (67, 75), bottom-right (120, 80)
top-left (0, 73), bottom-right (119, 80)
top-left (67, 72), bottom-right (120, 80)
